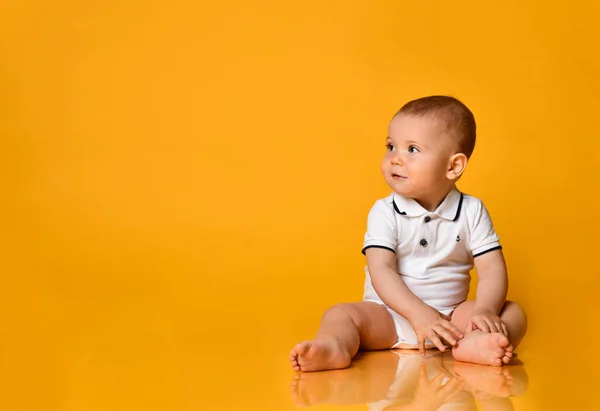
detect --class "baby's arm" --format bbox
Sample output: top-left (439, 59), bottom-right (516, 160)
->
top-left (471, 249), bottom-right (509, 334)
top-left (365, 248), bottom-right (463, 354)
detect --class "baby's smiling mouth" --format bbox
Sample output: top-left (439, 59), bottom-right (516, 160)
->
top-left (392, 173), bottom-right (407, 180)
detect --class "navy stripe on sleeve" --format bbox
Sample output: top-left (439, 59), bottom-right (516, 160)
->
top-left (473, 245), bottom-right (503, 258)
top-left (361, 245), bottom-right (396, 255)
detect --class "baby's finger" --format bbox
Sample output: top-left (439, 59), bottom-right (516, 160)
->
top-left (418, 337), bottom-right (426, 356)
top-left (493, 321), bottom-right (504, 334)
top-left (484, 318), bottom-right (498, 333)
top-left (428, 331), bottom-right (446, 352)
top-left (486, 319), bottom-right (499, 333)
top-left (442, 320), bottom-right (464, 340)
top-left (475, 318), bottom-right (491, 333)
top-left (433, 325), bottom-right (458, 346)
top-left (501, 322), bottom-right (509, 337)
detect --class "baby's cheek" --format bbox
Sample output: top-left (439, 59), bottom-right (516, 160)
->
top-left (380, 160), bottom-right (388, 173)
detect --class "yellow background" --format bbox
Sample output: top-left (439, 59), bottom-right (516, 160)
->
top-left (1, 1), bottom-right (598, 410)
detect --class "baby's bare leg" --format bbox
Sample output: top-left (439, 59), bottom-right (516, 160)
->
top-left (290, 302), bottom-right (397, 372)
top-left (450, 301), bottom-right (527, 366)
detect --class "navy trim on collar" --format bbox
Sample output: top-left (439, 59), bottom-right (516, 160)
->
top-left (392, 200), bottom-right (407, 215)
top-left (453, 194), bottom-right (464, 221)
top-left (392, 191), bottom-right (463, 221)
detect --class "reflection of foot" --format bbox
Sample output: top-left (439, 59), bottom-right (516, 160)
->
top-left (442, 351), bottom-right (529, 400)
top-left (289, 338), bottom-right (351, 372)
top-left (290, 351), bottom-right (400, 406)
top-left (449, 362), bottom-right (514, 399)
top-left (452, 331), bottom-right (513, 366)
top-left (290, 372), bottom-right (330, 406)
top-left (290, 368), bottom-right (355, 406)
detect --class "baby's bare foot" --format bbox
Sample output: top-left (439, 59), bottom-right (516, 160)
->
top-left (289, 338), bottom-right (351, 372)
top-left (452, 331), bottom-right (513, 367)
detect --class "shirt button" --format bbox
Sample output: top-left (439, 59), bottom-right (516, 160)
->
top-left (420, 239), bottom-right (428, 247)
top-left (424, 216), bottom-right (431, 223)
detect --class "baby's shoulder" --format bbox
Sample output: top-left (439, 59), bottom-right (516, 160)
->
top-left (459, 192), bottom-right (494, 222)
top-left (460, 192), bottom-right (485, 210)
top-left (365, 193), bottom-right (396, 220)
top-left (369, 193), bottom-right (395, 211)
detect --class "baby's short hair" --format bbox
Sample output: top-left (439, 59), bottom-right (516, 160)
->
top-left (396, 95), bottom-right (477, 159)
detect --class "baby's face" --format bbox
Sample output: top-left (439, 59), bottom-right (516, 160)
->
top-left (382, 114), bottom-right (456, 201)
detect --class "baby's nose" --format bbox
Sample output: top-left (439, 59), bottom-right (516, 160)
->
top-left (391, 153), bottom-right (403, 165)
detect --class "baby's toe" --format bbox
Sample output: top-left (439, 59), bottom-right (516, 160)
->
top-left (493, 333), bottom-right (510, 347)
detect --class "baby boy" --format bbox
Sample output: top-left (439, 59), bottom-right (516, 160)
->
top-left (290, 96), bottom-right (527, 372)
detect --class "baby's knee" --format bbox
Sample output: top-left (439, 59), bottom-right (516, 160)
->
top-left (322, 303), bottom-right (373, 329)
top-left (322, 303), bottom-right (358, 319)
top-left (325, 303), bottom-right (360, 317)
top-left (503, 301), bottom-right (527, 324)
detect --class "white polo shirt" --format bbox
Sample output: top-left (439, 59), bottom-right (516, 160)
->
top-left (362, 187), bottom-right (501, 315)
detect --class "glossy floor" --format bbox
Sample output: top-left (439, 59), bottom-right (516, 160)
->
top-left (291, 350), bottom-right (528, 411)
top-left (2, 313), bottom-right (595, 411)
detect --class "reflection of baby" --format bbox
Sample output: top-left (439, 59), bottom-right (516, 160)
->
top-left (442, 353), bottom-right (529, 403)
top-left (291, 350), bottom-right (528, 411)
top-left (367, 352), bottom-right (475, 411)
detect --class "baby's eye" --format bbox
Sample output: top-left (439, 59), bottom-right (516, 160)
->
top-left (386, 143), bottom-right (396, 152)
top-left (408, 145), bottom-right (419, 153)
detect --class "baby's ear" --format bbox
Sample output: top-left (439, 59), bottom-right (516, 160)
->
top-left (447, 153), bottom-right (468, 180)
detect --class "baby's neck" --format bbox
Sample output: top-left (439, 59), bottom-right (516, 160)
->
top-left (413, 185), bottom-right (456, 212)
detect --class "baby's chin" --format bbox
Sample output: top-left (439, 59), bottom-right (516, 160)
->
top-left (385, 179), bottom-right (413, 193)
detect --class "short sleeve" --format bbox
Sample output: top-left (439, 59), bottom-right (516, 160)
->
top-left (361, 199), bottom-right (397, 255)
top-left (469, 200), bottom-right (502, 258)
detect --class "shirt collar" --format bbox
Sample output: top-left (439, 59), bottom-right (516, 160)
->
top-left (392, 187), bottom-right (464, 221)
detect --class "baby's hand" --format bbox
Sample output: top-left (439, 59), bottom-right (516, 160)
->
top-left (411, 305), bottom-right (464, 355)
top-left (468, 308), bottom-right (508, 336)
